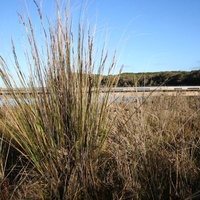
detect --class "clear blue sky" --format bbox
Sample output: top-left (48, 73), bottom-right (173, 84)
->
top-left (0, 0), bottom-right (200, 74)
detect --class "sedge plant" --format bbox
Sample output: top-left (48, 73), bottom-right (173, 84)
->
top-left (0, 1), bottom-right (121, 199)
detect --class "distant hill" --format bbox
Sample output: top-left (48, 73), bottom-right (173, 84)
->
top-left (101, 70), bottom-right (200, 87)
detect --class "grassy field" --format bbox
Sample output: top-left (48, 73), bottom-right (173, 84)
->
top-left (0, 94), bottom-right (200, 199)
top-left (0, 1), bottom-right (200, 199)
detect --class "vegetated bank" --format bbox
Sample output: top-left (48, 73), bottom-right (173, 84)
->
top-left (101, 70), bottom-right (200, 87)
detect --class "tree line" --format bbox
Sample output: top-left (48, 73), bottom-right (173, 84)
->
top-left (100, 70), bottom-right (200, 87)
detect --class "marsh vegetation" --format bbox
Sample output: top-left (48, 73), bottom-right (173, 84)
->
top-left (0, 1), bottom-right (200, 199)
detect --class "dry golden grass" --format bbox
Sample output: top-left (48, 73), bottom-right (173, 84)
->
top-left (0, 93), bottom-right (200, 199)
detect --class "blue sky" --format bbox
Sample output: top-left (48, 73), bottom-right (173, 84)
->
top-left (0, 0), bottom-right (200, 74)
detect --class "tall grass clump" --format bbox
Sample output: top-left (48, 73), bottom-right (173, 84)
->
top-left (0, 1), bottom-right (122, 199)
